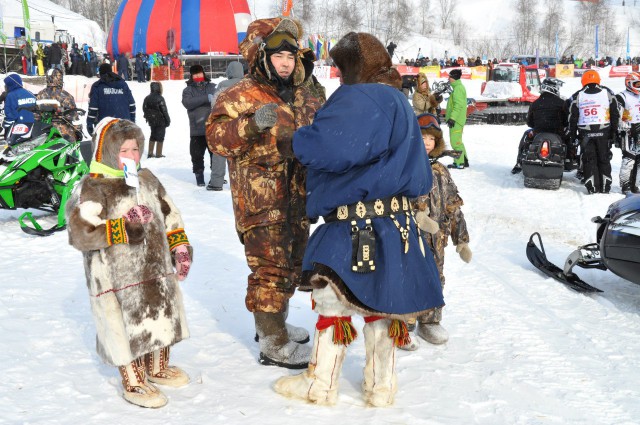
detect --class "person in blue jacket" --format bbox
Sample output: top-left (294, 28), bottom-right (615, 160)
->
top-left (3, 73), bottom-right (36, 137)
top-left (86, 63), bottom-right (136, 135)
top-left (274, 32), bottom-right (444, 408)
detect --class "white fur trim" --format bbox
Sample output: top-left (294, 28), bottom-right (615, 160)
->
top-left (312, 286), bottom-right (357, 317)
top-left (78, 201), bottom-right (106, 227)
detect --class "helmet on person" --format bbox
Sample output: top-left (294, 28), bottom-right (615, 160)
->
top-left (417, 112), bottom-right (441, 131)
top-left (540, 78), bottom-right (564, 96)
top-left (581, 70), bottom-right (601, 86)
top-left (625, 72), bottom-right (640, 95)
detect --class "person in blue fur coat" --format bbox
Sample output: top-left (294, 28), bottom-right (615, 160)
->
top-left (274, 32), bottom-right (443, 407)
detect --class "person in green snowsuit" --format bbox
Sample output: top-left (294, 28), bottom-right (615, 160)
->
top-left (444, 68), bottom-right (468, 168)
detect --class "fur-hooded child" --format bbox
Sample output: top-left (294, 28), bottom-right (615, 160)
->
top-left (66, 117), bottom-right (192, 368)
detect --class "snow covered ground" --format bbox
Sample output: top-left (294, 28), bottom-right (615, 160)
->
top-left (1, 72), bottom-right (640, 425)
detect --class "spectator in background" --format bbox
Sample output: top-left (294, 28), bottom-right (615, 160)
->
top-left (49, 42), bottom-right (63, 71)
top-left (3, 73), bottom-right (36, 137)
top-left (181, 64), bottom-right (223, 189)
top-left (445, 68), bottom-right (469, 169)
top-left (386, 41), bottom-right (397, 60)
top-left (86, 63), bottom-right (136, 135)
top-left (117, 52), bottom-right (130, 81)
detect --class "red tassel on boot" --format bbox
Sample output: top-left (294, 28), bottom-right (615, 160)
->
top-left (316, 315), bottom-right (357, 346)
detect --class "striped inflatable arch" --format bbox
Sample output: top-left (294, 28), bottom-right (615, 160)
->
top-left (106, 0), bottom-right (252, 56)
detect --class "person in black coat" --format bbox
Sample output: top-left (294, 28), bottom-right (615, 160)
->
top-left (86, 63), bottom-right (136, 134)
top-left (117, 53), bottom-right (130, 81)
top-left (135, 53), bottom-right (145, 83)
top-left (48, 42), bottom-right (63, 71)
top-left (142, 82), bottom-right (171, 158)
top-left (512, 78), bottom-right (568, 174)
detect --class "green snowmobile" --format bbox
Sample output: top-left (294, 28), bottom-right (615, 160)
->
top-left (0, 99), bottom-right (90, 236)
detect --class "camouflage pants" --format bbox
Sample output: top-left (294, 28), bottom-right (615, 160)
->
top-left (418, 235), bottom-right (446, 324)
top-left (243, 220), bottom-right (309, 313)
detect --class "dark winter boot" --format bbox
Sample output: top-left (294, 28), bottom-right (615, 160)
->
top-left (463, 156), bottom-right (469, 168)
top-left (147, 141), bottom-right (156, 158)
top-left (155, 142), bottom-right (165, 158)
top-left (511, 163), bottom-right (522, 174)
top-left (195, 171), bottom-right (205, 187)
top-left (631, 164), bottom-right (639, 193)
top-left (254, 303), bottom-right (310, 344)
top-left (254, 311), bottom-right (311, 369)
top-left (601, 175), bottom-right (612, 194)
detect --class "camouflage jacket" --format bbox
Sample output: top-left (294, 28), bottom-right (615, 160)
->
top-left (206, 76), bottom-right (321, 233)
top-left (414, 160), bottom-right (469, 260)
top-left (35, 86), bottom-right (78, 142)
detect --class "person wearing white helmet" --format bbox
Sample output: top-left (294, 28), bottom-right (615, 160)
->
top-left (615, 72), bottom-right (640, 194)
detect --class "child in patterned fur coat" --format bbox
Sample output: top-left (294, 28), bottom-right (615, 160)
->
top-left (66, 117), bottom-right (193, 408)
top-left (401, 113), bottom-right (472, 350)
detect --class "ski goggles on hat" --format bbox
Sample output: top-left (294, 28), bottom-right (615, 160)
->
top-left (264, 32), bottom-right (298, 53)
top-left (417, 113), bottom-right (441, 131)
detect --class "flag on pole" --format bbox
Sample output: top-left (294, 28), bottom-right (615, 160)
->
top-left (21, 0), bottom-right (30, 43)
top-left (0, 4), bottom-right (7, 45)
top-left (282, 0), bottom-right (293, 16)
top-left (627, 27), bottom-right (631, 60)
top-left (595, 25), bottom-right (599, 60)
top-left (316, 37), bottom-right (323, 61)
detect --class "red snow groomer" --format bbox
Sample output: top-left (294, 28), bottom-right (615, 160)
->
top-left (471, 63), bottom-right (542, 125)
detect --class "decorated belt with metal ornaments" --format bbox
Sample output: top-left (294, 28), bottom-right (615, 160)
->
top-left (322, 196), bottom-right (424, 274)
top-left (322, 196), bottom-right (411, 223)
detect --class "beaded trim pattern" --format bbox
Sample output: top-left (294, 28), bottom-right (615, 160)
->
top-left (106, 217), bottom-right (128, 246)
top-left (167, 228), bottom-right (189, 250)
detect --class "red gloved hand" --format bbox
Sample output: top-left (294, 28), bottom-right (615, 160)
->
top-left (173, 244), bottom-right (191, 281)
top-left (123, 205), bottom-right (154, 224)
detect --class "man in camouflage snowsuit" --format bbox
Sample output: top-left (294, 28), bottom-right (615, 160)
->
top-left (206, 17), bottom-right (322, 369)
top-left (35, 68), bottom-right (79, 142)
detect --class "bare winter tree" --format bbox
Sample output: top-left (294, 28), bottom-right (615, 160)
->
top-left (450, 16), bottom-right (466, 48)
top-left (539, 0), bottom-right (565, 58)
top-left (511, 0), bottom-right (537, 55)
top-left (416, 0), bottom-right (432, 35)
top-left (575, 1), bottom-right (622, 59)
top-left (49, 0), bottom-right (121, 33)
top-left (438, 0), bottom-right (457, 30)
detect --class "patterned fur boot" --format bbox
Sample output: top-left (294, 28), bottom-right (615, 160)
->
top-left (144, 346), bottom-right (189, 387)
top-left (362, 318), bottom-right (397, 407)
top-left (118, 357), bottom-right (167, 408)
top-left (274, 325), bottom-right (348, 405)
top-left (398, 319), bottom-right (420, 351)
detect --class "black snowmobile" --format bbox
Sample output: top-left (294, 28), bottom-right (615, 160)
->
top-left (527, 194), bottom-right (640, 293)
top-left (520, 131), bottom-right (567, 190)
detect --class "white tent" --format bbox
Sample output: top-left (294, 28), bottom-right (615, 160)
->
top-left (0, 0), bottom-right (105, 49)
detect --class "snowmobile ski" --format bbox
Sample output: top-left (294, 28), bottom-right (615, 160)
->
top-left (18, 212), bottom-right (65, 236)
top-left (526, 232), bottom-right (603, 293)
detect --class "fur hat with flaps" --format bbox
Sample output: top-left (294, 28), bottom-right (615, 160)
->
top-left (417, 113), bottom-right (445, 158)
top-left (329, 32), bottom-right (402, 89)
top-left (238, 17), bottom-right (306, 86)
top-left (45, 68), bottom-right (64, 88)
top-left (416, 73), bottom-right (431, 95)
top-left (91, 118), bottom-right (144, 170)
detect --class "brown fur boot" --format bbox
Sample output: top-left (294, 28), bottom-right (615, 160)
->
top-left (147, 141), bottom-right (156, 158)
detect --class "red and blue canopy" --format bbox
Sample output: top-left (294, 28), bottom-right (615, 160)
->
top-left (107, 0), bottom-right (252, 56)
